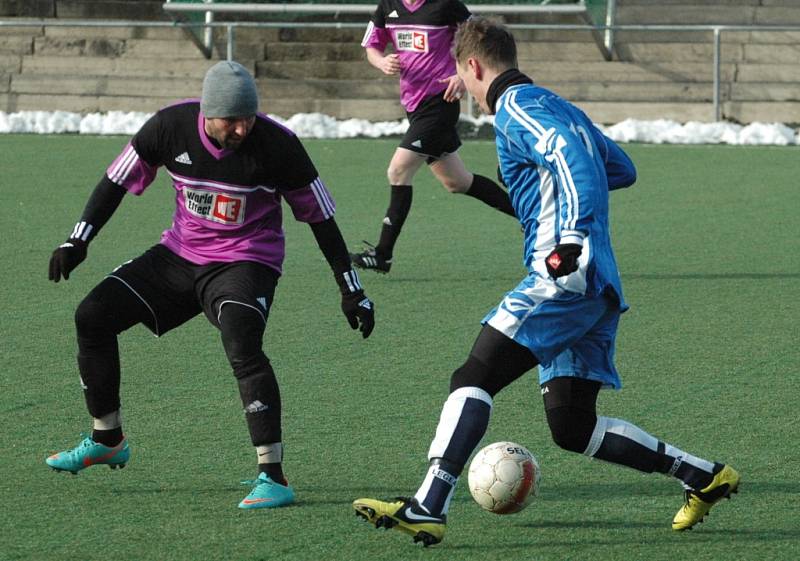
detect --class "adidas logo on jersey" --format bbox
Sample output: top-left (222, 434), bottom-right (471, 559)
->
top-left (410, 139), bottom-right (422, 148)
top-left (387, 9), bottom-right (399, 17)
top-left (175, 152), bottom-right (192, 164)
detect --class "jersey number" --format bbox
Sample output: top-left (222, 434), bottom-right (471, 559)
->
top-left (569, 123), bottom-right (594, 158)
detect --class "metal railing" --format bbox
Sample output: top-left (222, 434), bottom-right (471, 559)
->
top-left (2, 18), bottom-right (800, 121)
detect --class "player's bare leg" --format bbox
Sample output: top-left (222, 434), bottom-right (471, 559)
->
top-left (429, 152), bottom-right (515, 216)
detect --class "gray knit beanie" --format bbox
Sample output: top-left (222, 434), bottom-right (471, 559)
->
top-left (201, 61), bottom-right (259, 118)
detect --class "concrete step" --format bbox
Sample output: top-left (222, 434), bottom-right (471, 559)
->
top-left (7, 72), bottom-right (732, 106)
top-left (0, 22), bottom-right (45, 37)
top-left (262, 97), bottom-right (406, 121)
top-left (0, 0), bottom-right (54, 17)
top-left (754, 6), bottom-right (800, 24)
top-left (618, 0), bottom-right (759, 5)
top-left (258, 61), bottom-right (370, 80)
top-left (731, 82), bottom-right (800, 101)
top-left (522, 61), bottom-right (735, 83)
top-left (20, 54), bottom-right (228, 78)
top-left (0, 92), bottom-right (176, 113)
top-left (264, 42), bottom-right (366, 62)
top-left (33, 36), bottom-right (125, 57)
top-left (258, 59), bottom-right (735, 84)
top-left (0, 54), bottom-right (22, 73)
top-left (120, 38), bottom-right (208, 59)
top-left (262, 78), bottom-right (397, 101)
top-left (543, 81), bottom-right (722, 103)
top-left (553, 101), bottom-right (717, 123)
top-left (517, 42), bottom-right (606, 62)
top-left (5, 89), bottom-right (798, 126)
top-left (615, 42), bottom-right (745, 63)
top-left (261, 40), bottom-right (607, 63)
top-left (31, 36), bottom-right (207, 59)
top-left (11, 73), bottom-right (202, 98)
top-left (736, 63), bottom-right (800, 82)
top-left (724, 101), bottom-right (800, 123)
top-left (742, 43), bottom-right (800, 64)
top-left (54, 0), bottom-right (167, 21)
top-left (0, 35), bottom-right (34, 55)
top-left (44, 23), bottom-right (187, 41)
top-left (236, 27), bottom-right (367, 45)
top-left (616, 5), bottom-right (757, 25)
top-left (616, 30), bottom-right (800, 46)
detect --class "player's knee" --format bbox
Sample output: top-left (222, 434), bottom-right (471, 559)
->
top-left (218, 303), bottom-right (267, 375)
top-left (439, 175), bottom-right (469, 194)
top-left (74, 294), bottom-right (115, 338)
top-left (546, 406), bottom-right (596, 454)
top-left (450, 355), bottom-right (498, 397)
top-left (387, 163), bottom-right (415, 185)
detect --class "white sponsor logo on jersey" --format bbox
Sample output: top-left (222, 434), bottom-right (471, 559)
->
top-left (395, 30), bottom-right (428, 52)
top-left (183, 187), bottom-right (246, 225)
top-left (387, 9), bottom-right (399, 17)
top-left (175, 152), bottom-right (192, 164)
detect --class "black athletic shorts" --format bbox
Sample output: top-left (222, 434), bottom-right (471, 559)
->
top-left (399, 91), bottom-right (462, 163)
top-left (107, 244), bottom-right (279, 336)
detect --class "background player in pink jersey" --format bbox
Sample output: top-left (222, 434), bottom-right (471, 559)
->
top-left (350, 0), bottom-right (516, 273)
top-left (44, 61), bottom-right (375, 509)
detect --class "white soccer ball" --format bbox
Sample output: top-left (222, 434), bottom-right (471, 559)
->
top-left (467, 441), bottom-right (540, 514)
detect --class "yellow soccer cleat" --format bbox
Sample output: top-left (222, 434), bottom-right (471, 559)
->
top-left (353, 497), bottom-right (445, 547)
top-left (672, 465), bottom-right (740, 531)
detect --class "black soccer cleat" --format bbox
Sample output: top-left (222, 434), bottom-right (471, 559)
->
top-left (350, 242), bottom-right (392, 274)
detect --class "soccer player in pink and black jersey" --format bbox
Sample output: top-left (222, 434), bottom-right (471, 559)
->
top-left (44, 61), bottom-right (375, 509)
top-left (350, 0), bottom-right (516, 273)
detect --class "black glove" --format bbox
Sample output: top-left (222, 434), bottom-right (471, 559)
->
top-left (545, 243), bottom-right (582, 279)
top-left (341, 290), bottom-right (375, 339)
top-left (336, 269), bottom-right (375, 338)
top-left (48, 239), bottom-right (88, 282)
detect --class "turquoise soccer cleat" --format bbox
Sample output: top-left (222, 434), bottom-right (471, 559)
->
top-left (238, 473), bottom-right (295, 509)
top-left (46, 434), bottom-right (130, 474)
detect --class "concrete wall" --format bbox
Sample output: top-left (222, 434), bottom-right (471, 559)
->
top-left (1, 0), bottom-right (799, 123)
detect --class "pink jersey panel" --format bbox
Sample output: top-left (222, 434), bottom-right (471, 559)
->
top-left (106, 142), bottom-right (157, 195)
top-left (282, 178), bottom-right (336, 223)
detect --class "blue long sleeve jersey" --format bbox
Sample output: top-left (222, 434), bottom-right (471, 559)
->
top-left (494, 83), bottom-right (637, 309)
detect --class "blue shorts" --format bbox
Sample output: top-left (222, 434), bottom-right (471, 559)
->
top-left (482, 273), bottom-right (622, 389)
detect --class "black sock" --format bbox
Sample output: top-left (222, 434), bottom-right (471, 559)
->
top-left (92, 427), bottom-right (123, 447)
top-left (375, 184), bottom-right (412, 259)
top-left (258, 462), bottom-right (287, 486)
top-left (465, 174), bottom-right (515, 217)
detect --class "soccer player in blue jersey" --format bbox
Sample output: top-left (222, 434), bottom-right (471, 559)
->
top-left (353, 18), bottom-right (739, 546)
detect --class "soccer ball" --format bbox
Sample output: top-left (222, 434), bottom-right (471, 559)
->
top-left (467, 441), bottom-right (540, 514)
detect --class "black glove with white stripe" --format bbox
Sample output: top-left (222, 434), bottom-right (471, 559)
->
top-left (337, 269), bottom-right (375, 339)
top-left (48, 222), bottom-right (93, 282)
